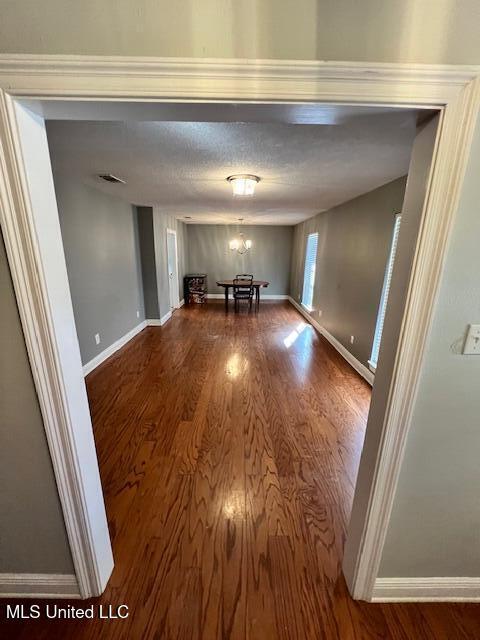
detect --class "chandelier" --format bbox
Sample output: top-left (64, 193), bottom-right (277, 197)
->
top-left (229, 232), bottom-right (252, 255)
top-left (229, 219), bottom-right (252, 254)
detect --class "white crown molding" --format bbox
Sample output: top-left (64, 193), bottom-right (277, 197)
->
top-left (373, 577), bottom-right (480, 602)
top-left (82, 321), bottom-right (147, 376)
top-left (0, 573), bottom-right (80, 599)
top-left (0, 54), bottom-right (478, 82)
top-left (0, 55), bottom-right (478, 104)
top-left (288, 297), bottom-right (374, 385)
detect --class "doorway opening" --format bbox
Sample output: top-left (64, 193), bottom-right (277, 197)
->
top-left (0, 62), bottom-right (474, 612)
top-left (166, 228), bottom-right (180, 311)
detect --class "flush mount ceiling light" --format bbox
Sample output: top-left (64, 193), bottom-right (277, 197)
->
top-left (227, 174), bottom-right (260, 196)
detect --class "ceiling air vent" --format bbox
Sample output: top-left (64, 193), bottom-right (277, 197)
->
top-left (98, 174), bottom-right (126, 184)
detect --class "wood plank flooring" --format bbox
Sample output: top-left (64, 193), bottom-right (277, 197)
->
top-left (3, 301), bottom-right (480, 639)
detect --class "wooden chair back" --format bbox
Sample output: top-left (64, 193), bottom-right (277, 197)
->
top-left (233, 277), bottom-right (254, 298)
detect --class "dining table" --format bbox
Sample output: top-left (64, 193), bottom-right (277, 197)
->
top-left (216, 279), bottom-right (270, 310)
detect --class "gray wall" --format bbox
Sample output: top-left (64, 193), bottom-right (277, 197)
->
top-left (137, 207), bottom-right (159, 319)
top-left (0, 232), bottom-right (74, 573)
top-left (187, 224), bottom-right (293, 296)
top-left (0, 0), bottom-right (479, 64)
top-left (290, 177), bottom-right (407, 368)
top-left (53, 174), bottom-right (145, 365)
top-left (152, 208), bottom-right (188, 319)
top-left (378, 114), bottom-right (480, 578)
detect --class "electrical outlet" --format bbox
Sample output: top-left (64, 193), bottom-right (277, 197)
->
top-left (318, 309), bottom-right (322, 318)
top-left (350, 335), bottom-right (355, 344)
top-left (463, 324), bottom-right (480, 355)
top-left (136, 310), bottom-right (140, 318)
top-left (95, 333), bottom-right (100, 345)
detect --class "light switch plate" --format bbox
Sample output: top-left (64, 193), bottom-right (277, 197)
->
top-left (463, 324), bottom-right (480, 355)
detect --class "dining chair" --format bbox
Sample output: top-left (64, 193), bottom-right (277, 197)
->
top-left (233, 276), bottom-right (254, 312)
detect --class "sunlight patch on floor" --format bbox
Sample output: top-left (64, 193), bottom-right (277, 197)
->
top-left (283, 322), bottom-right (309, 348)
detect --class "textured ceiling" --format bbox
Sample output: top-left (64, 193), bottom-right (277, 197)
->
top-left (46, 109), bottom-right (417, 225)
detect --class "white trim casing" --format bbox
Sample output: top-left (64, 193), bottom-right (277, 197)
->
top-left (288, 297), bottom-right (374, 385)
top-left (179, 298), bottom-right (185, 307)
top-left (351, 79), bottom-right (480, 601)
top-left (0, 55), bottom-right (477, 602)
top-left (373, 577), bottom-right (480, 602)
top-left (166, 227), bottom-right (180, 310)
top-left (0, 94), bottom-right (114, 599)
top-left (0, 574), bottom-right (80, 599)
top-left (83, 321), bottom-right (147, 376)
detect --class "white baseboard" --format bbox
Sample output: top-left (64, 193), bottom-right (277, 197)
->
top-left (83, 320), bottom-right (147, 376)
top-left (288, 297), bottom-right (374, 385)
top-left (147, 310), bottom-right (172, 326)
top-left (207, 293), bottom-right (288, 300)
top-left (372, 577), bottom-right (480, 602)
top-left (161, 310), bottom-right (172, 324)
top-left (179, 298), bottom-right (185, 307)
top-left (0, 573), bottom-right (80, 599)
top-left (207, 293), bottom-right (235, 300)
top-left (320, 325), bottom-right (374, 385)
top-left (82, 311), bottom-right (175, 375)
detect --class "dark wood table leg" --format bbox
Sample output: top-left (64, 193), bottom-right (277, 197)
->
top-left (256, 286), bottom-right (260, 308)
top-left (224, 286), bottom-right (229, 311)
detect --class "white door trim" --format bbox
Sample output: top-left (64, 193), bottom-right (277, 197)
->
top-left (0, 94), bottom-right (114, 599)
top-left (0, 55), bottom-right (478, 600)
top-left (166, 227), bottom-right (180, 310)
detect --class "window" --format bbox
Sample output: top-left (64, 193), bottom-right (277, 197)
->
top-left (369, 214), bottom-right (402, 371)
top-left (301, 232), bottom-right (319, 311)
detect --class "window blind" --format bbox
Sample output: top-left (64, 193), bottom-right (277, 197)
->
top-left (370, 215), bottom-right (402, 368)
top-left (301, 232), bottom-right (319, 310)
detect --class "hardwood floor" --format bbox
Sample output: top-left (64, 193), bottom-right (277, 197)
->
top-left (3, 301), bottom-right (480, 639)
